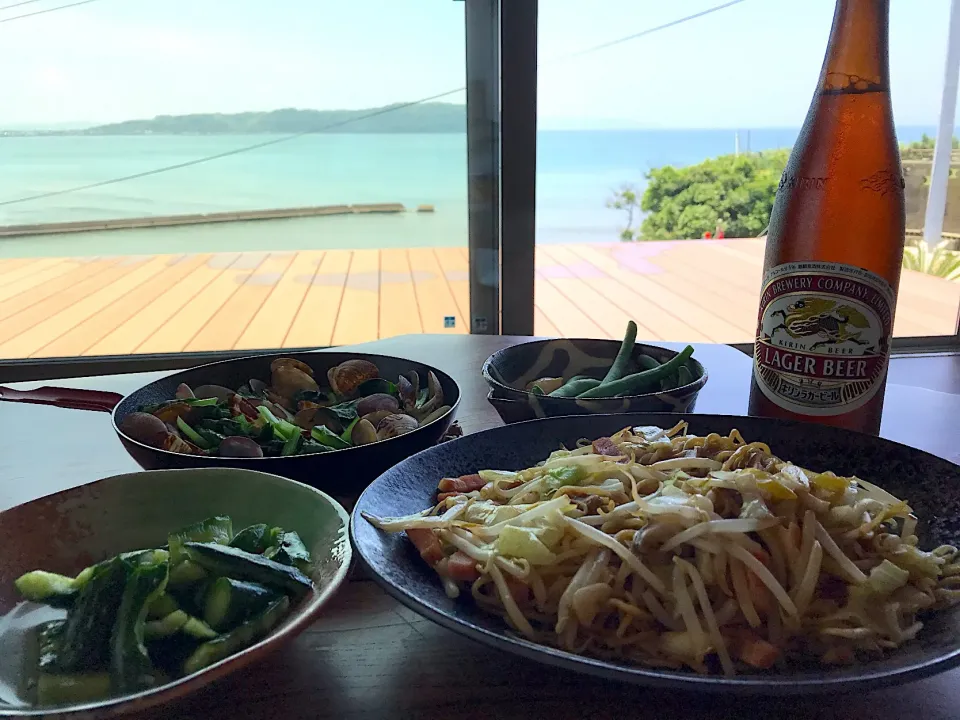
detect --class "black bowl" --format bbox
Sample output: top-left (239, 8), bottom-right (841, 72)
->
top-left (112, 351), bottom-right (460, 496)
top-left (352, 412), bottom-right (960, 694)
top-left (482, 338), bottom-right (708, 423)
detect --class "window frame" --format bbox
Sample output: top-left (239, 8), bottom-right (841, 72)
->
top-left (0, 0), bottom-right (957, 385)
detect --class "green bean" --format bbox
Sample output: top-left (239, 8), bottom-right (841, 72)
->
top-left (676, 365), bottom-right (694, 387)
top-left (634, 354), bottom-right (660, 371)
top-left (600, 321), bottom-right (638, 385)
top-left (660, 374), bottom-right (678, 391)
top-left (577, 345), bottom-right (695, 399)
top-left (548, 378), bottom-right (602, 398)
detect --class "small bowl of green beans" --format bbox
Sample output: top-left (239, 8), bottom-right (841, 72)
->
top-left (482, 322), bottom-right (707, 424)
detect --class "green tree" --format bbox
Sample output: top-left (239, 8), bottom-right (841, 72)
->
top-left (901, 133), bottom-right (960, 151)
top-left (605, 184), bottom-right (640, 240)
top-left (608, 149), bottom-right (789, 241)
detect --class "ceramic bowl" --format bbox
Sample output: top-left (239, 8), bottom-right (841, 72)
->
top-left (482, 338), bottom-right (707, 423)
top-left (0, 467), bottom-right (351, 718)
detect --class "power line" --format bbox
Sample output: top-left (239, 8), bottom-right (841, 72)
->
top-left (0, 0), bottom-right (48, 12)
top-left (0, 0), bottom-right (747, 207)
top-left (0, 0), bottom-right (106, 24)
top-left (561, 0), bottom-right (749, 60)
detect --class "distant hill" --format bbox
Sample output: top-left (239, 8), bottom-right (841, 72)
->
top-left (70, 103), bottom-right (466, 135)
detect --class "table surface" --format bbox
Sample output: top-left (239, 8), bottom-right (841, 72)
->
top-left (2, 336), bottom-right (959, 719)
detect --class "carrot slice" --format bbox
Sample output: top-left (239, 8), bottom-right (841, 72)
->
top-left (446, 551), bottom-right (481, 582)
top-left (437, 474), bottom-right (486, 494)
top-left (746, 549), bottom-right (773, 616)
top-left (737, 631), bottom-right (781, 669)
top-left (504, 577), bottom-right (531, 606)
top-left (406, 528), bottom-right (444, 566)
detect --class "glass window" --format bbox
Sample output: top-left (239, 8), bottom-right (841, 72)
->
top-left (534, 0), bottom-right (960, 344)
top-left (0, 0), bottom-right (476, 363)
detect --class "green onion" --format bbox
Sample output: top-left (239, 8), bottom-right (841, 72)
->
top-left (176, 416), bottom-right (211, 449)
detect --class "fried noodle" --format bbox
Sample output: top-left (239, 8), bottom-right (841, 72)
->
top-left (364, 422), bottom-right (959, 675)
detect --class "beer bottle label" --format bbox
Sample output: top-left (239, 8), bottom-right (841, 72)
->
top-left (753, 261), bottom-right (894, 416)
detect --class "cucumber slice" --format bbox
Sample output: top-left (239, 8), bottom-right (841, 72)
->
top-left (37, 672), bottom-right (111, 706)
top-left (168, 560), bottom-right (208, 587)
top-left (184, 543), bottom-right (312, 600)
top-left (203, 578), bottom-right (279, 632)
top-left (144, 611), bottom-right (189, 640)
top-left (15, 571), bottom-right (78, 609)
top-left (183, 596), bottom-right (289, 675)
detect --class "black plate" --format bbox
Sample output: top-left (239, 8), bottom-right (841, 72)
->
top-left (112, 351), bottom-right (459, 496)
top-left (351, 413), bottom-right (960, 695)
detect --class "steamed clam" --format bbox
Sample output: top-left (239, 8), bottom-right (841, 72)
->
top-left (328, 359), bottom-right (379, 398)
top-left (270, 357), bottom-right (319, 400)
top-left (376, 413), bottom-right (419, 440)
top-left (132, 355), bottom-right (452, 458)
top-left (350, 418), bottom-right (379, 445)
top-left (398, 370), bottom-right (446, 422)
top-left (356, 393), bottom-right (400, 416)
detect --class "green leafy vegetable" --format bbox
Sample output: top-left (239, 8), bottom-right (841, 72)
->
top-left (867, 559), bottom-right (910, 596)
top-left (263, 530), bottom-right (312, 574)
top-left (230, 524), bottom-right (270, 554)
top-left (168, 516), bottom-right (234, 562)
top-left (327, 400), bottom-right (361, 423)
top-left (298, 439), bottom-right (332, 455)
top-left (356, 378), bottom-right (398, 396)
top-left (311, 425), bottom-right (351, 450)
top-left (496, 526), bottom-right (557, 566)
top-left (545, 465), bottom-right (587, 491)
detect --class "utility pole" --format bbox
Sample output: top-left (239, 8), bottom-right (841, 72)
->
top-left (923, 0), bottom-right (960, 246)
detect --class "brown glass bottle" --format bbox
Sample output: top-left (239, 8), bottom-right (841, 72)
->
top-left (748, 0), bottom-right (904, 435)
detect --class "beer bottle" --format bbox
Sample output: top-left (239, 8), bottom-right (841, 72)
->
top-left (748, 0), bottom-right (904, 436)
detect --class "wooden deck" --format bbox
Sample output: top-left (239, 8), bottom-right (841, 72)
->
top-left (0, 239), bottom-right (955, 359)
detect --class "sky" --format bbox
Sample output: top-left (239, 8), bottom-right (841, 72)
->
top-left (0, 0), bottom-right (956, 129)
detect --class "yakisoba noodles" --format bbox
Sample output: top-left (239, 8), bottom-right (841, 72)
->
top-left (365, 422), bottom-right (960, 674)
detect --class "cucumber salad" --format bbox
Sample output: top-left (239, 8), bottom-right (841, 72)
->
top-left (13, 516), bottom-right (313, 706)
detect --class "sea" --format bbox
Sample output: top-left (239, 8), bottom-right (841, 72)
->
top-left (0, 127), bottom-right (943, 258)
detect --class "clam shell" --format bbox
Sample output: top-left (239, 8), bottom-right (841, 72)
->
top-left (376, 413), bottom-right (418, 440)
top-left (351, 418), bottom-right (379, 446)
top-left (270, 357), bottom-right (315, 377)
top-left (271, 365), bottom-right (319, 400)
top-left (329, 359), bottom-right (380, 397)
top-left (356, 393), bottom-right (400, 417)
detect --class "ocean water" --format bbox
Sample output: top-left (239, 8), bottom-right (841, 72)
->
top-left (0, 127), bottom-right (941, 257)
